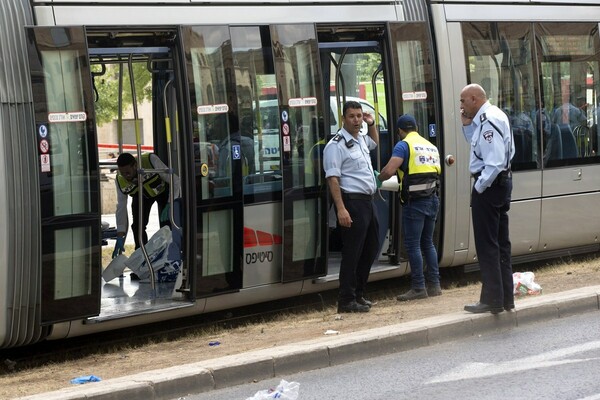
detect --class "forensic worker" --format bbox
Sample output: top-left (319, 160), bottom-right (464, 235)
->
top-left (377, 114), bottom-right (442, 301)
top-left (113, 153), bottom-right (182, 278)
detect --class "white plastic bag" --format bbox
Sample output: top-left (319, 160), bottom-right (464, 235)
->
top-left (103, 254), bottom-right (128, 282)
top-left (125, 226), bottom-right (172, 280)
top-left (245, 379), bottom-right (300, 400)
top-left (513, 271), bottom-right (542, 296)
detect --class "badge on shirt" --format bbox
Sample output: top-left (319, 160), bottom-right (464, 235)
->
top-left (483, 130), bottom-right (494, 143)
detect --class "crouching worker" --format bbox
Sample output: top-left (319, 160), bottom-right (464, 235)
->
top-left (112, 152), bottom-right (182, 281)
top-left (376, 114), bottom-right (442, 301)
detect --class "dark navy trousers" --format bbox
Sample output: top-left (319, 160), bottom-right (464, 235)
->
top-left (471, 176), bottom-right (514, 307)
top-left (338, 194), bottom-right (380, 304)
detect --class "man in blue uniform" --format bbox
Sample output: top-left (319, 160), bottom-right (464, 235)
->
top-left (377, 114), bottom-right (442, 301)
top-left (323, 100), bottom-right (379, 313)
top-left (460, 83), bottom-right (515, 314)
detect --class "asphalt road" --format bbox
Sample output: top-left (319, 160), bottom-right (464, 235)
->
top-left (177, 310), bottom-right (600, 400)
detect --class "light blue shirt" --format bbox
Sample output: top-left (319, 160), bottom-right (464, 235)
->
top-left (323, 128), bottom-right (377, 195)
top-left (462, 102), bottom-right (515, 193)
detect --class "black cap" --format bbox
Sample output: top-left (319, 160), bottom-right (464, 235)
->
top-left (396, 114), bottom-right (417, 131)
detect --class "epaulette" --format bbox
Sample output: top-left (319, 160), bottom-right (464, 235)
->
top-left (332, 133), bottom-right (343, 142)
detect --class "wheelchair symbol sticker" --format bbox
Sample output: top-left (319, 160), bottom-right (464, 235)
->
top-left (38, 124), bottom-right (48, 138)
top-left (232, 144), bottom-right (241, 160)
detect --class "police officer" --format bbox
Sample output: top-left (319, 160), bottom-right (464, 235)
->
top-left (377, 114), bottom-right (442, 301)
top-left (323, 100), bottom-right (379, 313)
top-left (460, 83), bottom-right (515, 314)
top-left (113, 153), bottom-right (182, 277)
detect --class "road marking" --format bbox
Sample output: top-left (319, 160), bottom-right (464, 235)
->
top-left (428, 340), bottom-right (600, 384)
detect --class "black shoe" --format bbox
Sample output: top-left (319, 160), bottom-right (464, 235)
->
top-left (426, 284), bottom-right (442, 297)
top-left (464, 302), bottom-right (504, 314)
top-left (130, 272), bottom-right (140, 281)
top-left (337, 300), bottom-right (370, 313)
top-left (397, 289), bottom-right (428, 302)
top-left (504, 303), bottom-right (515, 311)
top-left (356, 297), bottom-right (373, 307)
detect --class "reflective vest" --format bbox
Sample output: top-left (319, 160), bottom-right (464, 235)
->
top-left (117, 153), bottom-right (167, 198)
top-left (397, 131), bottom-right (441, 203)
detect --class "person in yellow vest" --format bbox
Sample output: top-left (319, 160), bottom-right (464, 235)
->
top-left (113, 152), bottom-right (181, 279)
top-left (376, 114), bottom-right (442, 301)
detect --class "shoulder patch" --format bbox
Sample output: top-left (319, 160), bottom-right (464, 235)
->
top-left (483, 129), bottom-right (494, 143)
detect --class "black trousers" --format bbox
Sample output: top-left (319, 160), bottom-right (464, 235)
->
top-left (131, 189), bottom-right (170, 249)
top-left (471, 176), bottom-right (514, 307)
top-left (338, 194), bottom-right (380, 304)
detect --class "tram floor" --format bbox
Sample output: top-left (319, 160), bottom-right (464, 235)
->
top-left (2, 254), bottom-right (600, 398)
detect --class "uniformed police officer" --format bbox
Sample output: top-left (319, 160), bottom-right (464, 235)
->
top-left (460, 83), bottom-right (515, 314)
top-left (323, 100), bottom-right (379, 313)
top-left (113, 153), bottom-right (182, 279)
top-left (377, 114), bottom-right (442, 301)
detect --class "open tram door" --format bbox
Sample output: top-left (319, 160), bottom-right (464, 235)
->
top-left (25, 27), bottom-right (102, 323)
top-left (316, 21), bottom-right (442, 276)
top-left (316, 25), bottom-right (396, 275)
top-left (26, 25), bottom-right (197, 324)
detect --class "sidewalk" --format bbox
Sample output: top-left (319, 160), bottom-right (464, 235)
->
top-left (18, 285), bottom-right (600, 400)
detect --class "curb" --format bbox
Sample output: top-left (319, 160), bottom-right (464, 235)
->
top-left (17, 285), bottom-right (600, 400)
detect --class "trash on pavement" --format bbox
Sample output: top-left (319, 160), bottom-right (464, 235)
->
top-left (70, 375), bottom-right (102, 384)
top-left (208, 341), bottom-right (221, 346)
top-left (324, 329), bottom-right (339, 335)
top-left (513, 272), bottom-right (542, 296)
top-left (245, 379), bottom-right (300, 400)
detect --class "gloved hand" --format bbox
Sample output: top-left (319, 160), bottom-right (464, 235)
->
top-left (112, 236), bottom-right (125, 259)
top-left (374, 170), bottom-right (383, 189)
top-left (160, 204), bottom-right (170, 223)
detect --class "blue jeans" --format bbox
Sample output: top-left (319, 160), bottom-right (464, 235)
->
top-left (402, 195), bottom-right (440, 289)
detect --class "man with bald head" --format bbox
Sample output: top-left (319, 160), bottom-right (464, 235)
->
top-left (460, 83), bottom-right (515, 314)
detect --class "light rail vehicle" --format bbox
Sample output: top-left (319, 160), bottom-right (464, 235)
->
top-left (1, 0), bottom-right (600, 348)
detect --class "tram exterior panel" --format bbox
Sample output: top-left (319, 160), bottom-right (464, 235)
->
top-left (0, 0), bottom-right (599, 347)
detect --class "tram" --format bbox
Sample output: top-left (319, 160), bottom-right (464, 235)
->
top-left (1, 0), bottom-right (600, 348)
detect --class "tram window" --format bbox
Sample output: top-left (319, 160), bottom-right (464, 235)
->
top-left (462, 22), bottom-right (538, 170)
top-left (271, 24), bottom-right (324, 189)
top-left (42, 50), bottom-right (93, 215)
top-left (390, 23), bottom-right (436, 149)
top-left (231, 26), bottom-right (282, 198)
top-left (536, 23), bottom-right (600, 166)
top-left (186, 26), bottom-right (237, 200)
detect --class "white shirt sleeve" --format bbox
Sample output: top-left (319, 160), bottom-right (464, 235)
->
top-left (115, 178), bottom-right (129, 234)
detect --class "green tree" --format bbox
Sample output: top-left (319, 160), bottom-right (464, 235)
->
top-left (91, 62), bottom-right (153, 126)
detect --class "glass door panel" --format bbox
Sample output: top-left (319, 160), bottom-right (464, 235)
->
top-left (183, 26), bottom-right (243, 295)
top-left (270, 24), bottom-right (327, 281)
top-left (26, 26), bottom-right (101, 323)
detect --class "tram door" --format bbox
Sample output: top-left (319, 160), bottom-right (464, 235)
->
top-left (317, 26), bottom-right (395, 268)
top-left (182, 26), bottom-right (244, 296)
top-left (271, 25), bottom-right (328, 282)
top-left (316, 22), bottom-right (441, 269)
top-left (185, 24), bottom-right (328, 293)
top-left (25, 27), bottom-right (101, 323)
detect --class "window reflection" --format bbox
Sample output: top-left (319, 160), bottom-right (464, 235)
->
top-left (42, 50), bottom-right (91, 215)
top-left (463, 22), bottom-right (537, 169)
top-left (231, 26), bottom-right (282, 197)
top-left (463, 22), bottom-right (600, 168)
top-left (537, 23), bottom-right (600, 164)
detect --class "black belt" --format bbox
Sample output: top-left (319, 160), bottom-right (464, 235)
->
top-left (472, 170), bottom-right (511, 185)
top-left (342, 193), bottom-right (374, 201)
